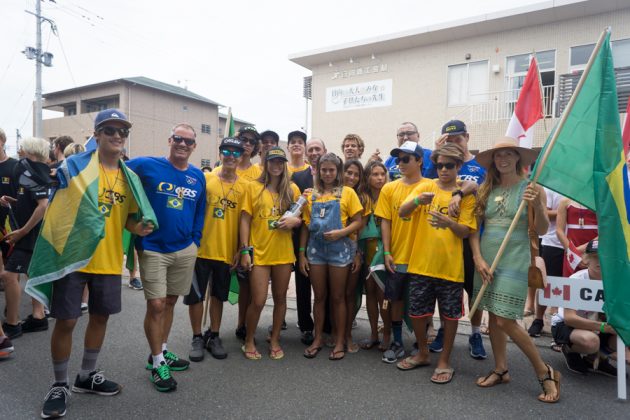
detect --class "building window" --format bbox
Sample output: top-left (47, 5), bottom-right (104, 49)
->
top-left (570, 44), bottom-right (595, 71)
top-left (447, 61), bottom-right (488, 106)
top-left (201, 124), bottom-right (211, 134)
top-left (81, 95), bottom-right (120, 114)
top-left (64, 104), bottom-right (77, 116)
top-left (506, 50), bottom-right (555, 116)
top-left (201, 159), bottom-right (211, 168)
top-left (612, 38), bottom-right (630, 68)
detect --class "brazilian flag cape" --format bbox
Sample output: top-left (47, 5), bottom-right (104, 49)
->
top-left (26, 150), bottom-right (158, 308)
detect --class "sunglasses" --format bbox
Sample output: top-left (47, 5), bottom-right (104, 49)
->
top-left (220, 149), bottom-right (242, 158)
top-left (171, 135), bottom-right (196, 146)
top-left (395, 155), bottom-right (415, 164)
top-left (98, 126), bottom-right (130, 138)
top-left (240, 137), bottom-right (258, 145)
top-left (436, 162), bottom-right (456, 170)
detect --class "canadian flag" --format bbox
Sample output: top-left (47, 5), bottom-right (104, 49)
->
top-left (544, 283), bottom-right (571, 301)
top-left (563, 241), bottom-right (583, 277)
top-left (505, 57), bottom-right (543, 148)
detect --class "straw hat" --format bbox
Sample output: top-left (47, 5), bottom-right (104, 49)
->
top-left (475, 136), bottom-right (539, 169)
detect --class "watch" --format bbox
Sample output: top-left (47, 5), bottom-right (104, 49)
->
top-left (452, 189), bottom-right (464, 199)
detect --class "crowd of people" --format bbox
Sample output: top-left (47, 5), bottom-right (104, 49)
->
top-left (0, 108), bottom-right (628, 418)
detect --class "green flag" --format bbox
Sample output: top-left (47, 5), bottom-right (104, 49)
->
top-left (533, 29), bottom-right (630, 345)
top-left (225, 107), bottom-right (235, 137)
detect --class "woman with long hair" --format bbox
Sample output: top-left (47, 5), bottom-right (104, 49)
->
top-left (239, 147), bottom-right (301, 360)
top-left (471, 137), bottom-right (560, 402)
top-left (358, 160), bottom-right (389, 350)
top-left (299, 153), bottom-right (364, 360)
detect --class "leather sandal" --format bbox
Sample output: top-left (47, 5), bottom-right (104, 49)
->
top-left (476, 369), bottom-right (510, 387)
top-left (537, 364), bottom-right (561, 403)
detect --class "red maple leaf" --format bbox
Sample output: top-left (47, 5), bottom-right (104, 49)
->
top-left (552, 287), bottom-right (562, 296)
top-left (568, 254), bottom-right (575, 263)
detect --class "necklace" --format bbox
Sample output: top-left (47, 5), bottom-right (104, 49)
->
top-left (218, 172), bottom-right (236, 211)
top-left (100, 163), bottom-right (120, 204)
top-left (268, 187), bottom-right (282, 217)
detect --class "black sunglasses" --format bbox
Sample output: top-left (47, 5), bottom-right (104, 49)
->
top-left (436, 162), bottom-right (456, 170)
top-left (240, 136), bottom-right (258, 145)
top-left (171, 135), bottom-right (196, 146)
top-left (98, 126), bottom-right (130, 138)
top-left (395, 155), bottom-right (415, 164)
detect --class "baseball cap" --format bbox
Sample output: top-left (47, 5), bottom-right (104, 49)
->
top-left (585, 239), bottom-right (599, 254)
top-left (287, 130), bottom-right (307, 142)
top-left (219, 137), bottom-right (245, 151)
top-left (94, 108), bottom-right (132, 129)
top-left (239, 125), bottom-right (260, 140)
top-left (441, 120), bottom-right (467, 136)
top-left (266, 146), bottom-right (288, 162)
top-left (390, 141), bottom-right (423, 159)
top-left (260, 130), bottom-right (280, 144)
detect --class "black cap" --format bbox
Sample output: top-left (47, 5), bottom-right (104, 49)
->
top-left (260, 130), bottom-right (280, 144)
top-left (219, 137), bottom-right (245, 151)
top-left (266, 146), bottom-right (288, 162)
top-left (441, 120), bottom-right (467, 136)
top-left (585, 240), bottom-right (599, 254)
top-left (287, 130), bottom-right (307, 142)
top-left (239, 125), bottom-right (260, 140)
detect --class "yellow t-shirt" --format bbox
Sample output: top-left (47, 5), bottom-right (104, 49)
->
top-left (288, 162), bottom-right (310, 175)
top-left (198, 172), bottom-right (248, 263)
top-left (405, 180), bottom-right (477, 282)
top-left (302, 186), bottom-right (364, 228)
top-left (374, 178), bottom-right (431, 265)
top-left (213, 164), bottom-right (262, 182)
top-left (241, 181), bottom-right (301, 266)
top-left (80, 167), bottom-right (138, 274)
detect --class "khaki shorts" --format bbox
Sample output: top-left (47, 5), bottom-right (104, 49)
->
top-left (139, 242), bottom-right (198, 300)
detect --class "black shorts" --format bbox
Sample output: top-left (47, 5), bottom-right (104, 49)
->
top-left (408, 274), bottom-right (464, 320)
top-left (50, 272), bottom-right (122, 320)
top-left (184, 258), bottom-right (231, 304)
top-left (5, 248), bottom-right (33, 274)
top-left (541, 245), bottom-right (564, 277)
top-left (551, 322), bottom-right (574, 346)
top-left (385, 270), bottom-right (409, 302)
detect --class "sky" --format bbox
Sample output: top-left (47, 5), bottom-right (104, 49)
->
top-left (1, 0), bottom-right (543, 156)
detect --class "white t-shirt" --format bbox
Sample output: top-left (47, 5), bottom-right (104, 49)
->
top-left (541, 187), bottom-right (563, 249)
top-left (551, 269), bottom-right (600, 326)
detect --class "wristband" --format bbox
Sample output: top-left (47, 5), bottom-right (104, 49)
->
top-left (600, 322), bottom-right (606, 333)
top-left (241, 249), bottom-right (250, 255)
top-left (413, 197), bottom-right (420, 207)
top-left (299, 247), bottom-right (305, 252)
top-left (384, 251), bottom-right (391, 256)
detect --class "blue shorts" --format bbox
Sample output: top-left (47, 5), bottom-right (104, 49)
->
top-left (307, 236), bottom-right (356, 267)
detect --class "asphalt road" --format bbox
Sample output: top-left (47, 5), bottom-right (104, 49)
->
top-left (1, 280), bottom-right (627, 419)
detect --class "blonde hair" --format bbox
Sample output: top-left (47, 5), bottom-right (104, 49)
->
top-left (257, 159), bottom-right (294, 213)
top-left (20, 137), bottom-right (49, 162)
top-left (341, 134), bottom-right (365, 157)
top-left (64, 142), bottom-right (85, 157)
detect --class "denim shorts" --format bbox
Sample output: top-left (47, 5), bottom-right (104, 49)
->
top-left (307, 236), bottom-right (356, 267)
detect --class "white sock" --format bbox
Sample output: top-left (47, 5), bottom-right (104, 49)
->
top-left (161, 343), bottom-right (168, 353)
top-left (152, 353), bottom-right (166, 369)
top-left (471, 326), bottom-right (481, 335)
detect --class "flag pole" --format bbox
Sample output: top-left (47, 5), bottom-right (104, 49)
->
top-left (469, 28), bottom-right (611, 319)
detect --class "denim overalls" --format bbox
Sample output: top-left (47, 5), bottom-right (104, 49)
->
top-left (307, 189), bottom-right (356, 267)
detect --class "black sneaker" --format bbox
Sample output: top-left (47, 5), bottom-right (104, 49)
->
top-left (150, 363), bottom-right (177, 392)
top-left (235, 325), bottom-right (246, 341)
top-left (41, 383), bottom-right (70, 419)
top-left (301, 331), bottom-right (314, 346)
top-left (562, 345), bottom-right (588, 374)
top-left (587, 357), bottom-right (618, 377)
top-left (528, 318), bottom-right (544, 337)
top-left (145, 351), bottom-right (190, 371)
top-left (71, 370), bottom-right (121, 395)
top-left (22, 315), bottom-right (49, 333)
top-left (1, 322), bottom-right (22, 339)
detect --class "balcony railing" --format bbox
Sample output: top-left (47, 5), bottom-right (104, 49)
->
top-left (467, 85), bottom-right (556, 123)
top-left (557, 66), bottom-right (630, 115)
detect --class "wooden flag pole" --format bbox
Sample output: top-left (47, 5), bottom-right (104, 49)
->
top-left (469, 28), bottom-right (611, 319)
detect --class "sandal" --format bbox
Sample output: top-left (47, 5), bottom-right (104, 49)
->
top-left (303, 346), bottom-right (322, 359)
top-left (431, 367), bottom-right (455, 384)
top-left (397, 356), bottom-right (430, 371)
top-left (329, 350), bottom-right (345, 361)
top-left (480, 324), bottom-right (490, 335)
top-left (537, 364), bottom-right (561, 403)
top-left (476, 370), bottom-right (510, 387)
top-left (550, 341), bottom-right (562, 353)
top-left (359, 338), bottom-right (380, 350)
top-left (346, 342), bottom-right (360, 354)
top-left (269, 347), bottom-right (284, 360)
top-left (241, 345), bottom-right (261, 360)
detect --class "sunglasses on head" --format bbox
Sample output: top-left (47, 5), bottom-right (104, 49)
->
top-left (395, 155), bottom-right (415, 164)
top-left (436, 162), bottom-right (456, 170)
top-left (171, 135), bottom-right (196, 146)
top-left (220, 149), bottom-right (242, 158)
top-left (98, 126), bottom-right (130, 138)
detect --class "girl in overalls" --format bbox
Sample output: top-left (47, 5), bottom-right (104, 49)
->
top-left (299, 153), bottom-right (363, 360)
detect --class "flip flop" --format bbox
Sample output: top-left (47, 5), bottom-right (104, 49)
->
top-left (269, 347), bottom-right (284, 360)
top-left (538, 364), bottom-right (561, 403)
top-left (329, 350), bottom-right (345, 361)
top-left (431, 367), bottom-right (455, 384)
top-left (396, 356), bottom-right (430, 371)
top-left (241, 345), bottom-right (261, 360)
top-left (346, 342), bottom-right (360, 354)
top-left (359, 338), bottom-right (380, 350)
top-left (303, 346), bottom-right (322, 359)
top-left (476, 370), bottom-right (510, 387)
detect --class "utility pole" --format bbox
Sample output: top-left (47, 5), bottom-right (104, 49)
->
top-left (23, 0), bottom-right (56, 138)
top-left (16, 129), bottom-right (22, 156)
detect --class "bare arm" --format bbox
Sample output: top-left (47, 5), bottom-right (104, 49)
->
top-left (563, 309), bottom-right (616, 334)
top-left (380, 218), bottom-right (395, 273)
top-left (399, 192), bottom-right (433, 218)
top-left (470, 217), bottom-right (493, 283)
top-left (239, 210), bottom-right (253, 271)
top-left (4, 198), bottom-right (48, 246)
top-left (555, 199), bottom-right (570, 249)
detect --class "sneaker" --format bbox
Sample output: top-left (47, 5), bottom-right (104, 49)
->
top-left (528, 318), bottom-right (544, 337)
top-left (562, 345), bottom-right (588, 374)
top-left (128, 278), bottom-right (143, 290)
top-left (80, 303), bottom-right (88, 313)
top-left (300, 330), bottom-right (314, 346)
top-left (145, 351), bottom-right (190, 371)
top-left (429, 328), bottom-right (444, 353)
top-left (281, 320), bottom-right (287, 330)
top-left (22, 315), bottom-right (49, 333)
top-left (235, 325), bottom-right (246, 341)
top-left (469, 333), bottom-right (488, 360)
top-left (587, 357), bottom-right (618, 377)
top-left (41, 383), bottom-right (70, 419)
top-left (71, 370), bottom-right (121, 395)
top-left (382, 341), bottom-right (405, 363)
top-left (0, 335), bottom-right (14, 359)
top-left (189, 336), bottom-right (205, 362)
top-left (410, 342), bottom-right (419, 356)
top-left (207, 336), bottom-right (227, 360)
top-left (150, 363), bottom-right (177, 392)
top-left (1, 322), bottom-right (22, 339)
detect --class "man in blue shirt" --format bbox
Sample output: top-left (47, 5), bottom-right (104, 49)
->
top-left (383, 122), bottom-right (432, 180)
top-left (127, 123), bottom-right (206, 392)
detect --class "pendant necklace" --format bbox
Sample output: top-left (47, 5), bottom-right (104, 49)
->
top-left (101, 163), bottom-right (120, 204)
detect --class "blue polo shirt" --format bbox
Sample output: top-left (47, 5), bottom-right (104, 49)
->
top-left (126, 157), bottom-right (206, 253)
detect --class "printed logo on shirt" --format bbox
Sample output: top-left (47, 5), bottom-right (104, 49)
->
top-left (185, 175), bottom-right (197, 186)
top-left (458, 174), bottom-right (481, 183)
top-left (1, 177), bottom-right (9, 184)
top-left (210, 196), bottom-right (237, 209)
top-left (98, 202), bottom-right (112, 217)
top-left (157, 182), bottom-right (198, 200)
top-left (213, 207), bottom-right (225, 219)
top-left (167, 196), bottom-right (184, 210)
